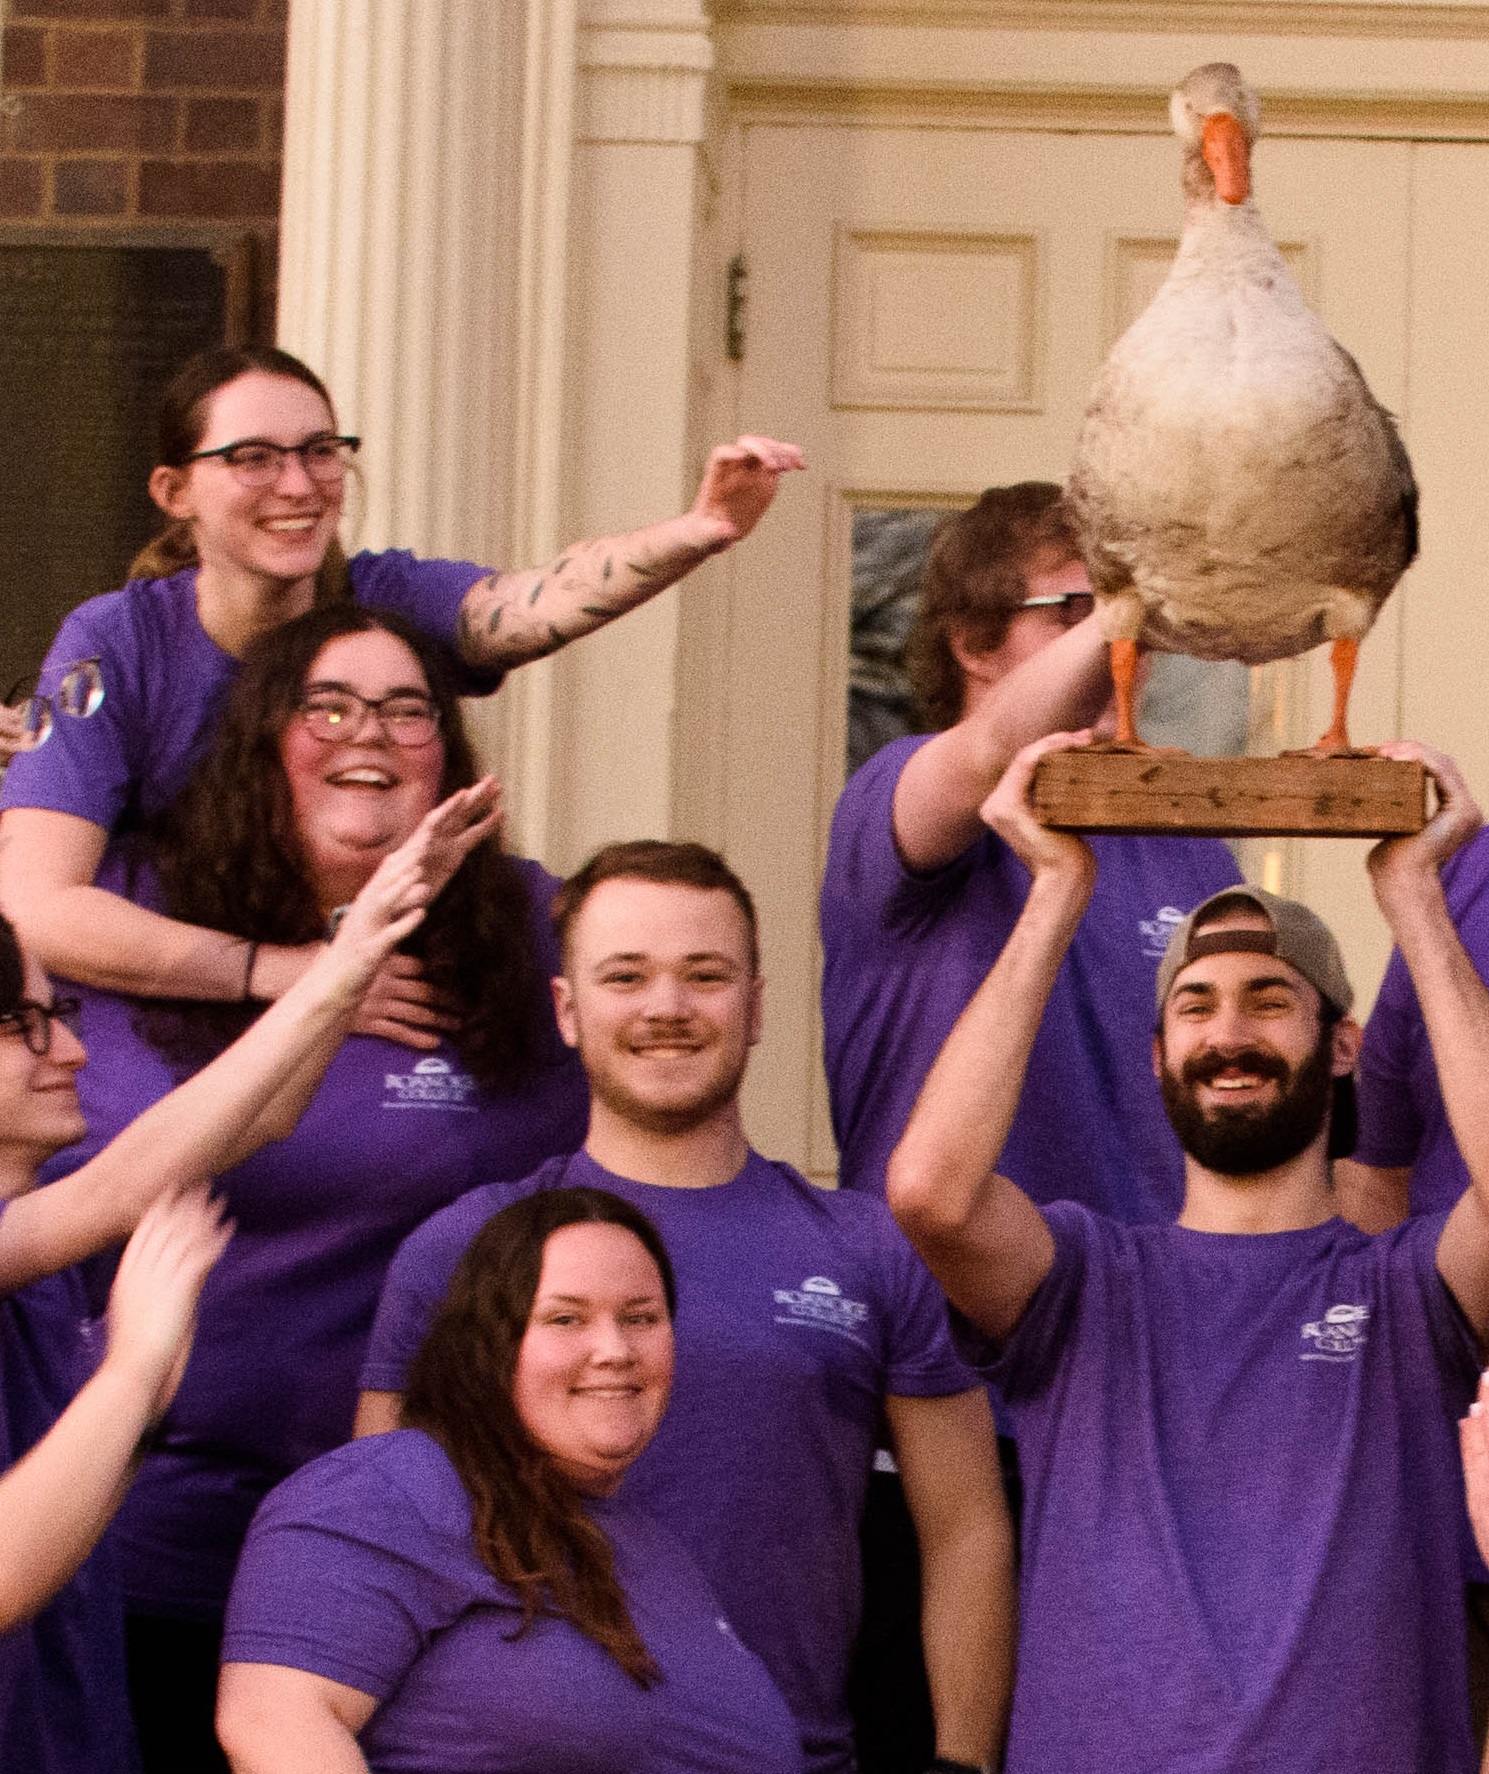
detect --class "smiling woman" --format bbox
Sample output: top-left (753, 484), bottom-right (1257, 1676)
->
top-left (0, 343), bottom-right (801, 1020)
top-left (38, 604), bottom-right (589, 1773)
top-left (216, 1189), bottom-right (803, 1774)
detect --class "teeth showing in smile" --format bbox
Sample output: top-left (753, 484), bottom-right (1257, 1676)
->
top-left (329, 768), bottom-right (394, 787)
top-left (264, 518), bottom-right (317, 532)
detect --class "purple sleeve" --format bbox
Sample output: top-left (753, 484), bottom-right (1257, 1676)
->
top-left (222, 1452), bottom-right (449, 1697)
top-left (358, 1217), bottom-right (469, 1395)
top-left (348, 550), bottom-right (501, 698)
top-left (874, 1208), bottom-right (982, 1398)
top-left (0, 592), bottom-right (144, 827)
top-left (822, 738), bottom-right (960, 926)
top-left (953, 1201), bottom-right (1090, 1403)
top-left (1353, 948), bottom-right (1428, 1169)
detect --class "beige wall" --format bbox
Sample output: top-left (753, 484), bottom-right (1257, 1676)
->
top-left (280, 0), bottom-right (1489, 1177)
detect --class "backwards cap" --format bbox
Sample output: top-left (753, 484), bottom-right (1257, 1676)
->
top-left (1154, 886), bottom-right (1353, 1019)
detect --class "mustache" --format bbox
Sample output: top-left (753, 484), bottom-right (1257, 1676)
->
top-left (1180, 1046), bottom-right (1291, 1089)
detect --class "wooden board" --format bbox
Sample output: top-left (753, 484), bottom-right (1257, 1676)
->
top-left (1032, 751), bottom-right (1428, 837)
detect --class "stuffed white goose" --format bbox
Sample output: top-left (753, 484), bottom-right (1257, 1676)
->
top-left (1068, 61), bottom-right (1417, 752)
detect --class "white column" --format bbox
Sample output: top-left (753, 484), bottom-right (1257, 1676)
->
top-left (539, 0), bottom-right (715, 868)
top-left (280, 0), bottom-right (713, 869)
top-left (278, 0), bottom-right (578, 858)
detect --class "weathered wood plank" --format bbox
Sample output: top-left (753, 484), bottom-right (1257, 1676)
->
top-left (1032, 752), bottom-right (1427, 837)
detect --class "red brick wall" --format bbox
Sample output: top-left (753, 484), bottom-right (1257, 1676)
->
top-left (0, 0), bottom-right (287, 231)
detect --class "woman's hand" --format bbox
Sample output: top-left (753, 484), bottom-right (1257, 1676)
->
top-left (323, 777), bottom-right (503, 1002)
top-left (104, 1184), bottom-right (233, 1423)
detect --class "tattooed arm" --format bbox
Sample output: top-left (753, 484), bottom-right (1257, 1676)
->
top-left (456, 436), bottom-right (805, 671)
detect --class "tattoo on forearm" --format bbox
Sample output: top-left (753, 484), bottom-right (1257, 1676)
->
top-left (458, 527), bottom-right (731, 668)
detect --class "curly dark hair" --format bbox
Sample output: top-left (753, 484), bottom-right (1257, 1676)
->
top-left (403, 1187), bottom-right (678, 1687)
top-left (142, 603), bottom-right (546, 1090)
top-left (128, 344), bottom-right (350, 602)
top-left (905, 482), bottom-right (1082, 731)
top-left (0, 912), bottom-right (24, 1020)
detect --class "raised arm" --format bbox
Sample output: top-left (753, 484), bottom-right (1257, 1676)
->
top-left (893, 615), bottom-right (1113, 872)
top-left (887, 732), bottom-right (1095, 1340)
top-left (0, 1186), bottom-right (229, 1630)
top-left (453, 437), bottom-right (804, 672)
top-left (1364, 745), bottom-right (1489, 1338)
top-left (0, 782), bottom-right (500, 1293)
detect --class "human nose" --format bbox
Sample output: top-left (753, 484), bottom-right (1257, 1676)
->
top-left (587, 1314), bottom-right (640, 1366)
top-left (639, 971), bottom-right (689, 1018)
top-left (270, 446), bottom-right (317, 494)
top-left (49, 1019), bottom-right (86, 1071)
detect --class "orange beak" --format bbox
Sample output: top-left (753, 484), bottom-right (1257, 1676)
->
top-left (1201, 112), bottom-right (1251, 204)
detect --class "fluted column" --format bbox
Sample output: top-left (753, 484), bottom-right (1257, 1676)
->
top-left (280, 0), bottom-right (713, 867)
top-left (278, 0), bottom-right (577, 856)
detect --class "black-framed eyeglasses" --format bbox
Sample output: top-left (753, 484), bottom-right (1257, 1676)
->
top-left (1020, 590), bottom-right (1096, 629)
top-left (184, 434), bottom-right (361, 487)
top-left (295, 688), bottom-right (442, 748)
top-left (4, 658), bottom-right (105, 752)
top-left (0, 997), bottom-right (81, 1056)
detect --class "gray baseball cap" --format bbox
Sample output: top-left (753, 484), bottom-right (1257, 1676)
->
top-left (1154, 886), bottom-right (1354, 1018)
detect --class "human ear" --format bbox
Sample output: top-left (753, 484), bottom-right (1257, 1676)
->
top-left (1330, 1015), bottom-right (1363, 1078)
top-left (148, 464), bottom-right (194, 521)
top-left (551, 975), bottom-right (579, 1050)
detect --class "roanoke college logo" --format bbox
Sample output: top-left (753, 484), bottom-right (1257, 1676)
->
top-left (772, 1275), bottom-right (871, 1348)
top-left (381, 1055), bottom-right (479, 1112)
top-left (1300, 1303), bottom-right (1369, 1363)
top-left (1139, 904), bottom-right (1187, 961)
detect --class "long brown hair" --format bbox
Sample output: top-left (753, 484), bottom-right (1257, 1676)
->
top-left (143, 604), bottom-right (546, 1089)
top-left (128, 344), bottom-right (350, 603)
top-left (403, 1188), bottom-right (678, 1686)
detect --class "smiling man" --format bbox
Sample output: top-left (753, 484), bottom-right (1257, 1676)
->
top-left (888, 731), bottom-right (1489, 1774)
top-left (356, 840), bottom-right (1013, 1774)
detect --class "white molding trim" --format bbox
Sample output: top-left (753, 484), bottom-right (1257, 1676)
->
top-left (718, 0), bottom-right (1489, 37)
top-left (578, 17), bottom-right (714, 142)
top-left (723, 81), bottom-right (1489, 138)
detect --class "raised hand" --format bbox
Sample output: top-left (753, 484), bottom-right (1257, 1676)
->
top-left (1368, 742), bottom-right (1484, 907)
top-left (689, 436), bottom-right (806, 549)
top-left (979, 730), bottom-right (1098, 893)
top-left (105, 1184), bottom-right (232, 1422)
top-left (327, 777), bottom-right (503, 993)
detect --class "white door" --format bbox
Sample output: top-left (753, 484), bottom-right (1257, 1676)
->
top-left (711, 114), bottom-right (1484, 1180)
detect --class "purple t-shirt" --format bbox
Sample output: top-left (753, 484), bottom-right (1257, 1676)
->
top-left (223, 1428), bottom-right (804, 1774)
top-left (44, 857), bottom-right (587, 1622)
top-left (1355, 826), bottom-right (1489, 1216)
top-left (361, 1148), bottom-right (976, 1774)
top-left (821, 734), bottom-right (1242, 1218)
top-left (958, 1201), bottom-right (1478, 1774)
top-left (0, 549), bottom-right (496, 838)
top-left (0, 1256), bottom-right (138, 1774)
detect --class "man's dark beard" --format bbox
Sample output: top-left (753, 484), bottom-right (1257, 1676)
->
top-left (1158, 1034), bottom-right (1334, 1176)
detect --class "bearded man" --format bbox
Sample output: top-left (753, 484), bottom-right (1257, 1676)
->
top-left (888, 730), bottom-right (1489, 1774)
